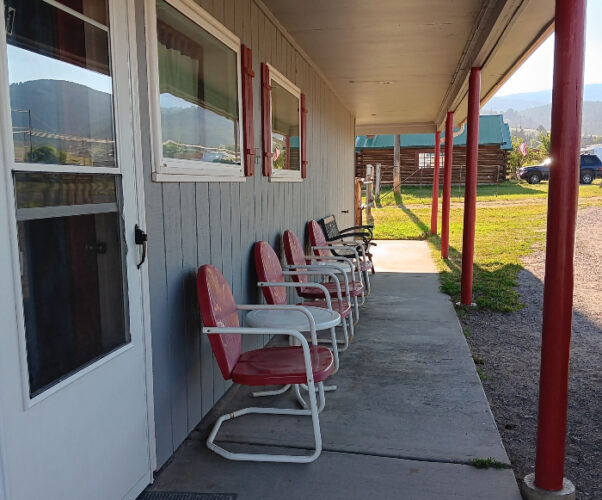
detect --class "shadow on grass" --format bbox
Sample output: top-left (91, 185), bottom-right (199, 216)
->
top-left (425, 231), bottom-right (524, 312)
top-left (400, 204), bottom-right (430, 237)
top-left (372, 181), bottom-right (551, 204)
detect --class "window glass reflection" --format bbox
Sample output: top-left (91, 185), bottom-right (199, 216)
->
top-left (156, 0), bottom-right (240, 165)
top-left (15, 173), bottom-right (129, 397)
top-left (5, 0), bottom-right (116, 167)
top-left (271, 80), bottom-right (300, 171)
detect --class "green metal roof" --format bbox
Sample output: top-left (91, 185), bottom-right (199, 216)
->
top-left (355, 114), bottom-right (513, 151)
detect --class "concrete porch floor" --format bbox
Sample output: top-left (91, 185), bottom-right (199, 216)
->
top-left (144, 240), bottom-right (521, 499)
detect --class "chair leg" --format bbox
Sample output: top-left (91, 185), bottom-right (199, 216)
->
top-left (317, 323), bottom-right (349, 353)
top-left (353, 296), bottom-right (360, 325)
top-left (347, 314), bottom-right (355, 342)
top-left (294, 381), bottom-right (327, 413)
top-left (329, 326), bottom-right (340, 373)
top-left (207, 382), bottom-right (324, 463)
top-left (252, 384), bottom-right (291, 398)
top-left (363, 269), bottom-right (371, 296)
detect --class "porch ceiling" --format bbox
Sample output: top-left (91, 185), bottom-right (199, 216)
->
top-left (259, 0), bottom-right (554, 133)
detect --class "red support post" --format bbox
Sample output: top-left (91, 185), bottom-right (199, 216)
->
top-left (534, 0), bottom-right (586, 491)
top-left (430, 131), bottom-right (441, 235)
top-left (460, 67), bottom-right (481, 305)
top-left (441, 111), bottom-right (453, 259)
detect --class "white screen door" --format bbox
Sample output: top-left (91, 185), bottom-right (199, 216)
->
top-left (0, 0), bottom-right (153, 498)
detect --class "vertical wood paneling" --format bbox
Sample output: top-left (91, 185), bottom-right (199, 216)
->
top-left (181, 183), bottom-right (201, 429)
top-left (195, 183), bottom-right (213, 416)
top-left (162, 183), bottom-right (188, 447)
top-left (140, 0), bottom-right (356, 466)
top-left (207, 184), bottom-right (224, 401)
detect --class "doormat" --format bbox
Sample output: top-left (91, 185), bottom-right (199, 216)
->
top-left (138, 492), bottom-right (237, 500)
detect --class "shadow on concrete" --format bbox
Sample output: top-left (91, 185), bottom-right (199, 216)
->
top-left (144, 260), bottom-right (522, 500)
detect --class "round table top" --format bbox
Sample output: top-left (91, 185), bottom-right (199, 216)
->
top-left (245, 306), bottom-right (340, 332)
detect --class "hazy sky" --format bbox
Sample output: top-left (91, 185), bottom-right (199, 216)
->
top-left (495, 1), bottom-right (602, 96)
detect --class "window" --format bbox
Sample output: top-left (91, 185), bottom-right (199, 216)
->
top-left (3, 0), bottom-right (130, 397)
top-left (147, 0), bottom-right (245, 181)
top-left (261, 63), bottom-right (303, 182)
top-left (418, 152), bottom-right (445, 169)
top-left (6, 0), bottom-right (116, 167)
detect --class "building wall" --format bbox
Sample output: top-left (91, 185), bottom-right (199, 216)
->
top-left (355, 146), bottom-right (507, 185)
top-left (134, 0), bottom-right (356, 467)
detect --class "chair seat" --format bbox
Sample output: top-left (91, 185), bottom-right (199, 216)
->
top-left (297, 300), bottom-right (352, 319)
top-left (298, 280), bottom-right (364, 299)
top-left (232, 346), bottom-right (334, 386)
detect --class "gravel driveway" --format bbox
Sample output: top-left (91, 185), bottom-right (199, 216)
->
top-left (462, 205), bottom-right (601, 499)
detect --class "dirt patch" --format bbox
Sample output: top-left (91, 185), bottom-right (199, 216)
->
top-left (462, 205), bottom-right (602, 499)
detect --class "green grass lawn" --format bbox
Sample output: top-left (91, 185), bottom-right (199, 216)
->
top-left (371, 180), bottom-right (602, 207)
top-left (367, 181), bottom-right (602, 312)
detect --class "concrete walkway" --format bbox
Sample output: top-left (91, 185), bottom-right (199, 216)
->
top-left (145, 241), bottom-right (521, 499)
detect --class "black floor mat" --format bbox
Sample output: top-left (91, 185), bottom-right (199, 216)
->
top-left (138, 492), bottom-right (236, 500)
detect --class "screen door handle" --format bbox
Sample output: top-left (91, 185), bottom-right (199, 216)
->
top-left (135, 225), bottom-right (148, 269)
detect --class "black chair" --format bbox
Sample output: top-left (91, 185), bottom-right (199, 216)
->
top-left (317, 215), bottom-right (376, 274)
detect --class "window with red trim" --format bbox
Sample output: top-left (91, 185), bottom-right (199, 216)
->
top-left (261, 63), bottom-right (303, 182)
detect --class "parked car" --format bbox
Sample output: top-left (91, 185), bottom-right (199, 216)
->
top-left (518, 154), bottom-right (602, 184)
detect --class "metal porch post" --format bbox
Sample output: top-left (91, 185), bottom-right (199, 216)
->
top-left (441, 111), bottom-right (453, 258)
top-left (460, 67), bottom-right (480, 305)
top-left (430, 131), bottom-right (441, 235)
top-left (528, 0), bottom-right (586, 496)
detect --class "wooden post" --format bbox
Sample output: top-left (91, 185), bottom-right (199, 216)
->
top-left (365, 182), bottom-right (373, 220)
top-left (365, 164), bottom-right (374, 220)
top-left (393, 134), bottom-right (401, 194)
top-left (354, 177), bottom-right (363, 226)
top-left (374, 163), bottom-right (381, 201)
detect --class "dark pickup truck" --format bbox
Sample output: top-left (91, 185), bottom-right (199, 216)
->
top-left (517, 154), bottom-right (602, 184)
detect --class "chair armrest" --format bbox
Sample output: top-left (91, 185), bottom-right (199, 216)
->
top-left (201, 326), bottom-right (316, 380)
top-left (306, 252), bottom-right (359, 283)
top-left (236, 304), bottom-right (318, 344)
top-left (256, 280), bottom-right (334, 310)
top-left (329, 239), bottom-right (367, 259)
top-left (340, 224), bottom-right (374, 232)
top-left (282, 269), bottom-right (347, 307)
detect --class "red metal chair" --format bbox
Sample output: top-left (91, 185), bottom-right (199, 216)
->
top-left (308, 219), bottom-right (372, 299)
top-left (253, 241), bottom-right (347, 369)
top-left (282, 229), bottom-right (355, 348)
top-left (197, 264), bottom-right (334, 463)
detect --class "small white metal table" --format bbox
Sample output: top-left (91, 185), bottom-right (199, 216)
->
top-left (245, 306), bottom-right (340, 331)
top-left (245, 306), bottom-right (342, 398)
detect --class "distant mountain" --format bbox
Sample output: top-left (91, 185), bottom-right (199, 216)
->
top-left (484, 101), bottom-right (602, 135)
top-left (9, 79), bottom-right (115, 138)
top-left (485, 83), bottom-right (602, 111)
top-left (9, 79), bottom-right (237, 149)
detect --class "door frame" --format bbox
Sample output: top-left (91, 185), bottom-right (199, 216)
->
top-left (126, 0), bottom-right (158, 472)
top-left (0, 0), bottom-right (157, 486)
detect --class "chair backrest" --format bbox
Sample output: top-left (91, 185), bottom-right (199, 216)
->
top-left (254, 241), bottom-right (287, 304)
top-left (307, 220), bottom-right (329, 257)
top-left (196, 265), bottom-right (241, 380)
top-left (282, 230), bottom-right (308, 283)
top-left (318, 215), bottom-right (340, 240)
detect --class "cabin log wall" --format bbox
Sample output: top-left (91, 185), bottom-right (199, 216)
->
top-left (135, 0), bottom-right (355, 466)
top-left (355, 146), bottom-right (507, 184)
